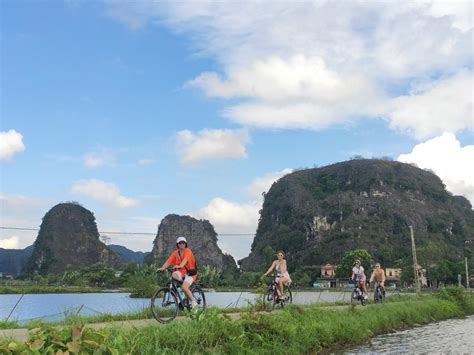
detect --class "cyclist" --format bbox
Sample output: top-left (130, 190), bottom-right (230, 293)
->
top-left (263, 250), bottom-right (291, 300)
top-left (351, 259), bottom-right (368, 300)
top-left (157, 237), bottom-right (198, 308)
top-left (369, 262), bottom-right (386, 296)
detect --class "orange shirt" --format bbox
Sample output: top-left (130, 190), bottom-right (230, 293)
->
top-left (166, 248), bottom-right (196, 278)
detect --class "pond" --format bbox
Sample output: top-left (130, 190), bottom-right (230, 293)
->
top-left (0, 290), bottom-right (365, 323)
top-left (345, 315), bottom-right (474, 354)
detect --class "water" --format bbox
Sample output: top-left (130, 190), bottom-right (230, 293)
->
top-left (345, 315), bottom-right (474, 354)
top-left (0, 290), bottom-right (359, 323)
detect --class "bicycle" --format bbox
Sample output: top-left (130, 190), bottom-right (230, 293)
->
top-left (351, 280), bottom-right (368, 306)
top-left (262, 274), bottom-right (293, 311)
top-left (151, 268), bottom-right (206, 323)
top-left (373, 282), bottom-right (385, 304)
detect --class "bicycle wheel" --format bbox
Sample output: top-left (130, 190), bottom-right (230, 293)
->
top-left (285, 288), bottom-right (293, 304)
top-left (351, 289), bottom-right (358, 305)
top-left (151, 287), bottom-right (178, 323)
top-left (191, 285), bottom-right (206, 311)
top-left (262, 287), bottom-right (273, 311)
top-left (272, 290), bottom-right (284, 310)
top-left (374, 288), bottom-right (382, 303)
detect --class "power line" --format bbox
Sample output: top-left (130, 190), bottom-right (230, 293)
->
top-left (0, 226), bottom-right (255, 236)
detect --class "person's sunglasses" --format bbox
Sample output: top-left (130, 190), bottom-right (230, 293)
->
top-left (178, 241), bottom-right (186, 245)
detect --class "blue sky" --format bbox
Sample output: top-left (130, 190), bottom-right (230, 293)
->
top-left (1, 0), bottom-right (473, 260)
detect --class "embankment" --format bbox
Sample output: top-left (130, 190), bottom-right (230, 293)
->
top-left (2, 288), bottom-right (473, 354)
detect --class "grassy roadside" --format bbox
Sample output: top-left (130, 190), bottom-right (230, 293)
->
top-left (1, 287), bottom-right (473, 354)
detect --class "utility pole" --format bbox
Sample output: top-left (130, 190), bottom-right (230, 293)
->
top-left (466, 257), bottom-right (470, 289)
top-left (409, 226), bottom-right (421, 293)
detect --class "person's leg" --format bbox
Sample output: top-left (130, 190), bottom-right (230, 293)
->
top-left (172, 271), bottom-right (183, 282)
top-left (182, 276), bottom-right (194, 300)
top-left (278, 277), bottom-right (286, 297)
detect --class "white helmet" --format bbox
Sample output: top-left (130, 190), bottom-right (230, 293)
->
top-left (176, 236), bottom-right (187, 244)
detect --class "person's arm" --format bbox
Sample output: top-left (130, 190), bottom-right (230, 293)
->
top-left (369, 271), bottom-right (375, 283)
top-left (175, 257), bottom-right (188, 269)
top-left (351, 270), bottom-right (355, 281)
top-left (381, 270), bottom-right (386, 283)
top-left (264, 261), bottom-right (276, 276)
top-left (157, 261), bottom-right (170, 271)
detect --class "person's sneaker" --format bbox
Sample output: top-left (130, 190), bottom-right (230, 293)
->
top-left (191, 300), bottom-right (198, 309)
top-left (364, 295), bottom-right (368, 300)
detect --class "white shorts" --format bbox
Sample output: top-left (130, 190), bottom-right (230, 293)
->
top-left (276, 272), bottom-right (291, 286)
top-left (174, 272), bottom-right (194, 286)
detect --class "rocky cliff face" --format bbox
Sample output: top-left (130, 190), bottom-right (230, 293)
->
top-left (23, 203), bottom-right (121, 275)
top-left (239, 159), bottom-right (474, 271)
top-left (150, 214), bottom-right (238, 273)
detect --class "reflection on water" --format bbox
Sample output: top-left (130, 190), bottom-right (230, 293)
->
top-left (0, 290), bottom-right (389, 323)
top-left (345, 315), bottom-right (474, 354)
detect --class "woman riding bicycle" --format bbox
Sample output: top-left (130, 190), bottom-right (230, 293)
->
top-left (351, 259), bottom-right (368, 300)
top-left (157, 237), bottom-right (198, 308)
top-left (264, 250), bottom-right (291, 300)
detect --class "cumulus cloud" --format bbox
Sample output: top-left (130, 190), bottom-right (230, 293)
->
top-left (105, 1), bottom-right (472, 138)
top-left (176, 128), bottom-right (250, 165)
top-left (398, 132), bottom-right (474, 205)
top-left (0, 236), bottom-right (19, 249)
top-left (387, 70), bottom-right (473, 139)
top-left (0, 130), bottom-right (26, 161)
top-left (189, 55), bottom-right (383, 130)
top-left (194, 168), bottom-right (291, 259)
top-left (195, 168), bottom-right (291, 233)
top-left (71, 179), bottom-right (140, 208)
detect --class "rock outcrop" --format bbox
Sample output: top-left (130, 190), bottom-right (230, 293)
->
top-left (150, 214), bottom-right (238, 274)
top-left (23, 203), bottom-right (121, 275)
top-left (239, 159), bottom-right (474, 271)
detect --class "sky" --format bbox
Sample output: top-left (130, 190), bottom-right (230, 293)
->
top-left (1, 0), bottom-right (473, 261)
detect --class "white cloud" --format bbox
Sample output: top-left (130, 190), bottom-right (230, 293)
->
top-left (387, 70), bottom-right (473, 140)
top-left (189, 55), bottom-right (383, 130)
top-left (398, 132), bottom-right (474, 205)
top-left (0, 236), bottom-right (19, 249)
top-left (176, 128), bottom-right (250, 165)
top-left (0, 130), bottom-right (26, 161)
top-left (105, 1), bottom-right (472, 137)
top-left (84, 151), bottom-right (114, 168)
top-left (71, 179), bottom-right (140, 208)
top-left (245, 168), bottom-right (293, 200)
top-left (195, 197), bottom-right (260, 235)
top-left (194, 168), bottom-right (292, 259)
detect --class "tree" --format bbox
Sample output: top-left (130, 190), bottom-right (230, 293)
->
top-left (338, 249), bottom-right (372, 278)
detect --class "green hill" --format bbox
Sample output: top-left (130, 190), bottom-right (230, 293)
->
top-left (239, 159), bottom-right (474, 272)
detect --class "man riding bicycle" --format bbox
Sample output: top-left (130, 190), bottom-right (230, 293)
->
top-left (369, 262), bottom-right (386, 295)
top-left (157, 237), bottom-right (198, 308)
top-left (351, 259), bottom-right (368, 300)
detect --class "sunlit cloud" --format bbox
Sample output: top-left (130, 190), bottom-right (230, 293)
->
top-left (0, 236), bottom-right (19, 249)
top-left (71, 179), bottom-right (140, 208)
top-left (0, 130), bottom-right (26, 161)
top-left (176, 128), bottom-right (250, 165)
top-left (398, 132), bottom-right (474, 205)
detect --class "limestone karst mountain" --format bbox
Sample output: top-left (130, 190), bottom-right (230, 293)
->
top-left (23, 202), bottom-right (121, 275)
top-left (239, 159), bottom-right (474, 272)
top-left (150, 214), bottom-right (238, 274)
